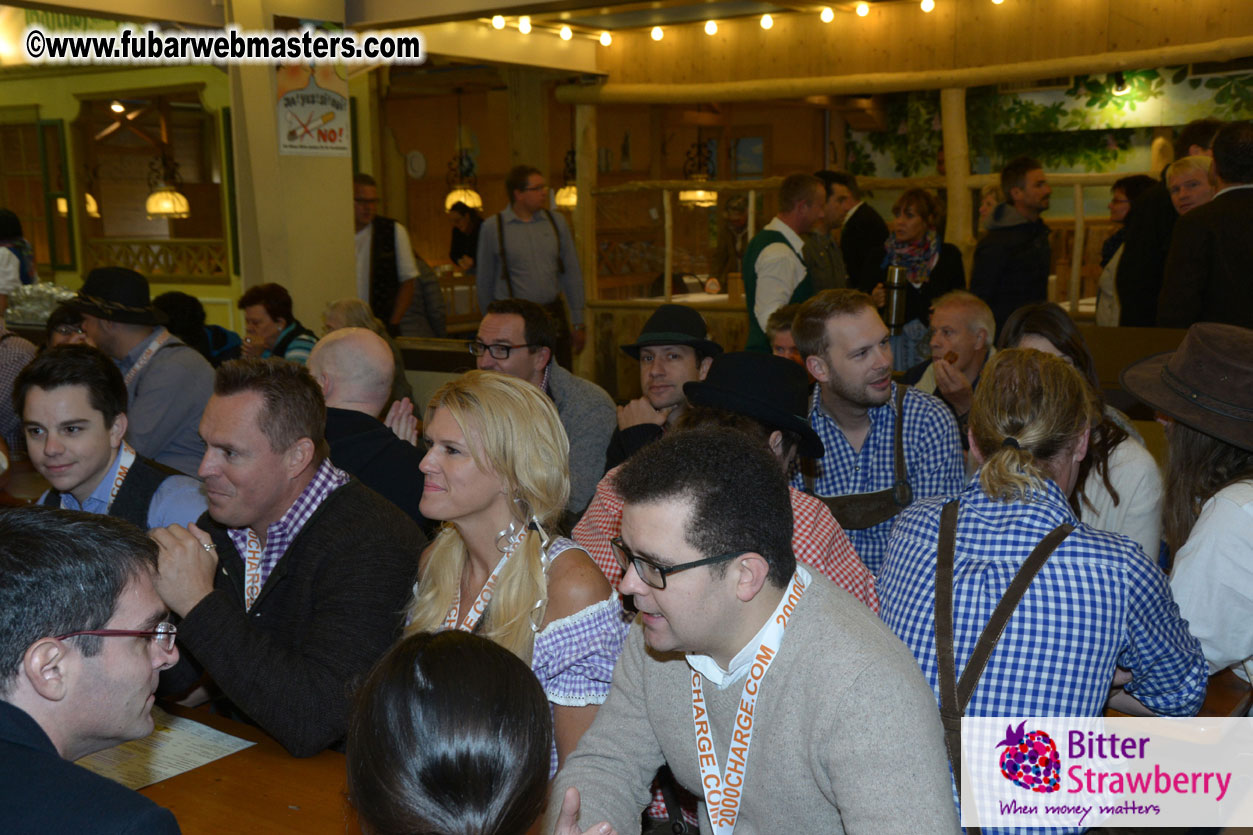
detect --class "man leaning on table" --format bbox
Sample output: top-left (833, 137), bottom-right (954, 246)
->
top-left (0, 506), bottom-right (181, 833)
top-left (152, 358), bottom-right (424, 757)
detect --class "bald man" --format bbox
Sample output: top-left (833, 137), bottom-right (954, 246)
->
top-left (307, 328), bottom-right (428, 529)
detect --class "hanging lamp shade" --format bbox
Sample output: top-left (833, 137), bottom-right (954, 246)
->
top-left (678, 188), bottom-right (718, 208)
top-left (554, 184), bottom-right (578, 208)
top-left (84, 192), bottom-right (101, 218)
top-left (444, 186), bottom-right (483, 211)
top-left (146, 185), bottom-right (190, 219)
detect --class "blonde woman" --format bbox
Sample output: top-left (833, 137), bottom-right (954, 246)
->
top-left (404, 370), bottom-right (629, 775)
top-left (877, 349), bottom-right (1206, 826)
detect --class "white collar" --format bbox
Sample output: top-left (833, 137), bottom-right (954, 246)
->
top-left (844, 201), bottom-right (866, 224)
top-left (686, 565), bottom-right (812, 689)
top-left (764, 216), bottom-right (806, 257)
top-left (1216, 183), bottom-right (1253, 197)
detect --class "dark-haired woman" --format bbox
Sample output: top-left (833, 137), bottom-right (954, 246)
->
top-left (449, 201), bottom-right (483, 274)
top-left (879, 188), bottom-right (965, 371)
top-left (1124, 322), bottom-right (1253, 695)
top-left (0, 209), bottom-right (36, 316)
top-left (998, 302), bottom-right (1163, 561)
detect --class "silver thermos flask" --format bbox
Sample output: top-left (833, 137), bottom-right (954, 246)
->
top-left (884, 265), bottom-right (907, 335)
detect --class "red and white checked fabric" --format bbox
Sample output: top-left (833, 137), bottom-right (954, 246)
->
top-left (573, 467), bottom-right (878, 612)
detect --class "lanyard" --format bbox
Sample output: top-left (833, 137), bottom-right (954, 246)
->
top-left (691, 569), bottom-right (809, 835)
top-left (242, 529), bottom-right (264, 610)
top-left (444, 551), bottom-right (510, 632)
top-left (63, 443), bottom-right (136, 512)
top-left (123, 330), bottom-right (172, 387)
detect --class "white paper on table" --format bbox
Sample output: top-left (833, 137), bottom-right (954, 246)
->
top-left (75, 706), bottom-right (256, 789)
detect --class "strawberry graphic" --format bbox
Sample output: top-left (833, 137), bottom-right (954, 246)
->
top-left (996, 721), bottom-right (1061, 793)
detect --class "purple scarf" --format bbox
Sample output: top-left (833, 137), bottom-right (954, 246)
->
top-left (883, 230), bottom-right (940, 285)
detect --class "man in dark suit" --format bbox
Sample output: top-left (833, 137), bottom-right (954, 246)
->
top-left (1158, 120), bottom-right (1253, 329)
top-left (0, 506), bottom-right (181, 833)
top-left (1117, 119), bottom-right (1222, 326)
top-left (823, 170), bottom-right (890, 294)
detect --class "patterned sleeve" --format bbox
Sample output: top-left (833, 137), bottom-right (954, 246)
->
top-left (906, 389), bottom-right (966, 498)
top-left (532, 594), bottom-right (632, 707)
top-left (789, 488), bottom-right (879, 612)
top-left (572, 468), bottom-right (627, 588)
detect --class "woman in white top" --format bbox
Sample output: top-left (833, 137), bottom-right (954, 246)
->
top-left (0, 209), bottom-right (36, 316)
top-left (1123, 323), bottom-right (1253, 687)
top-left (998, 302), bottom-right (1163, 560)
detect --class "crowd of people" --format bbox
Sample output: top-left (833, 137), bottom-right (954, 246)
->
top-left (0, 120), bottom-right (1251, 835)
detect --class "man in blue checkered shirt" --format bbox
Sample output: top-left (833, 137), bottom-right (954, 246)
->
top-left (791, 289), bottom-right (964, 573)
top-left (878, 348), bottom-right (1206, 835)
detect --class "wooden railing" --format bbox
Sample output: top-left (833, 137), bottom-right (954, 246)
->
top-left (84, 238), bottom-right (229, 284)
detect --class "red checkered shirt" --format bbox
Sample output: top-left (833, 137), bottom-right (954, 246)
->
top-left (572, 466), bottom-right (878, 611)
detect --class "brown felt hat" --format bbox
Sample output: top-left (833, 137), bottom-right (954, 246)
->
top-left (1120, 322), bottom-right (1253, 453)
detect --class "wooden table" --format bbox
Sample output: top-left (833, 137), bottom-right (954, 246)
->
top-left (139, 705), bottom-right (359, 834)
top-left (1106, 668), bottom-right (1252, 718)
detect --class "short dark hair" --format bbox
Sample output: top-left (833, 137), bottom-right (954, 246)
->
top-left (614, 427), bottom-right (795, 588)
top-left (0, 506), bottom-right (157, 695)
top-left (779, 173), bottom-right (824, 213)
top-left (14, 344), bottom-right (128, 428)
top-left (1112, 174), bottom-right (1157, 205)
top-left (353, 172), bottom-right (378, 188)
top-left (153, 292), bottom-right (209, 357)
top-left (766, 303), bottom-right (801, 340)
top-left (238, 283), bottom-right (294, 326)
top-left (792, 289), bottom-right (877, 359)
top-left (483, 299), bottom-right (556, 353)
top-left (1174, 118), bottom-right (1224, 161)
top-left (506, 165), bottom-right (542, 203)
top-left (213, 358), bottom-right (327, 458)
top-left (1212, 121), bottom-right (1253, 185)
top-left (347, 630), bottom-right (551, 835)
top-left (675, 405), bottom-right (802, 469)
top-left (815, 170), bottom-right (860, 200)
top-left (0, 209), bottom-right (22, 240)
top-left (44, 303), bottom-right (83, 341)
top-left (1001, 156), bottom-right (1043, 200)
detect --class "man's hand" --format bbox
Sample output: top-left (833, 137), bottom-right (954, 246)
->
top-left (617, 397), bottom-right (672, 431)
top-left (932, 358), bottom-right (974, 417)
top-left (552, 787), bottom-right (617, 835)
top-left (384, 398), bottom-right (420, 446)
top-left (871, 282), bottom-right (887, 308)
top-left (456, 255), bottom-right (474, 271)
top-left (241, 337), bottom-right (263, 357)
top-left (572, 326), bottom-right (587, 355)
top-left (150, 523), bottom-right (219, 618)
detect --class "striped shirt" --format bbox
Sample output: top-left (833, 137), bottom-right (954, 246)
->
top-left (791, 382), bottom-right (964, 574)
top-left (878, 475), bottom-right (1208, 835)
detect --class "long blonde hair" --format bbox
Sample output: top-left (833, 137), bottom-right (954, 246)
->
top-left (970, 348), bottom-right (1099, 502)
top-left (404, 371), bottom-right (571, 663)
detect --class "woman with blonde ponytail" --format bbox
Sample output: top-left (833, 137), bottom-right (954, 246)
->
top-left (877, 349), bottom-right (1206, 826)
top-left (402, 370), bottom-right (630, 775)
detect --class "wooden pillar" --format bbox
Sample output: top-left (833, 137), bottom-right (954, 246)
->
top-left (830, 111), bottom-right (847, 171)
top-left (572, 103), bottom-right (597, 377)
top-left (939, 87), bottom-right (973, 274)
top-left (504, 67), bottom-right (549, 169)
top-left (662, 189), bottom-right (673, 302)
top-left (1069, 184), bottom-right (1084, 315)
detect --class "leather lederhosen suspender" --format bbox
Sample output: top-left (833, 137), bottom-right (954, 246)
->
top-left (933, 498), bottom-right (1072, 834)
top-left (809, 383), bottom-right (913, 530)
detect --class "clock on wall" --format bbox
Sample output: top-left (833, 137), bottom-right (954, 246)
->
top-left (405, 151), bottom-right (427, 179)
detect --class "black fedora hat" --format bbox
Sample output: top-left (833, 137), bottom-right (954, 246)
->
top-left (684, 351), bottom-right (823, 458)
top-left (1121, 322), bottom-right (1253, 452)
top-left (620, 304), bottom-right (723, 360)
top-left (68, 267), bottom-right (167, 326)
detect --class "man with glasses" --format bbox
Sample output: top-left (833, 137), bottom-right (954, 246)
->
top-left (0, 506), bottom-right (181, 833)
top-left (476, 165), bottom-right (585, 368)
top-left (546, 428), bottom-right (958, 835)
top-left (471, 299), bottom-right (614, 517)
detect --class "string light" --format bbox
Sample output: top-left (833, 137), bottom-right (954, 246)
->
top-left (921, 0), bottom-right (935, 11)
top-left (599, 31), bottom-right (612, 46)
top-left (992, 0), bottom-right (1004, 3)
top-left (856, 3), bottom-right (870, 16)
top-left (518, 15), bottom-right (531, 33)
top-left (559, 25), bottom-right (572, 40)
top-left (651, 26), bottom-right (663, 41)
top-left (490, 15), bottom-right (505, 29)
top-left (820, 7), bottom-right (834, 22)
top-left (704, 20), bottom-right (718, 35)
top-left (760, 14), bottom-right (773, 29)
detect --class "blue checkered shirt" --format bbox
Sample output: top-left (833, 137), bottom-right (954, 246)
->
top-left (878, 475), bottom-right (1207, 835)
top-left (791, 382), bottom-right (964, 573)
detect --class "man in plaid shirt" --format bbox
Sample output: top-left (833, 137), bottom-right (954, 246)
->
top-left (791, 289), bottom-right (964, 573)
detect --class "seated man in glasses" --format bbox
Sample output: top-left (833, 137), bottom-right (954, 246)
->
top-left (471, 298), bottom-right (615, 518)
top-left (0, 506), bottom-right (181, 833)
top-left (547, 427), bottom-right (958, 835)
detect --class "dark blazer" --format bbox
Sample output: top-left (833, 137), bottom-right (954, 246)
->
top-left (325, 407), bottom-right (429, 532)
top-left (0, 700), bottom-right (180, 833)
top-left (1115, 170), bottom-right (1176, 326)
top-left (970, 206), bottom-right (1052, 333)
top-left (1157, 187), bottom-right (1253, 329)
top-left (840, 203), bottom-right (891, 293)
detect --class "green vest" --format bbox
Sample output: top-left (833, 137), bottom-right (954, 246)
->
top-left (741, 228), bottom-right (813, 352)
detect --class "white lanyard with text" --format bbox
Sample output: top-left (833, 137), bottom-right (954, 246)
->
top-left (65, 442), bottom-right (136, 512)
top-left (123, 330), bottom-right (172, 387)
top-left (242, 528), bottom-right (264, 611)
top-left (691, 568), bottom-right (809, 835)
top-left (444, 551), bottom-right (510, 632)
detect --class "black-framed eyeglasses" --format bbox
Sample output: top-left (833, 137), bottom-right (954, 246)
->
top-left (610, 537), bottom-right (747, 590)
top-left (55, 622), bottom-right (177, 653)
top-left (467, 340), bottom-right (536, 360)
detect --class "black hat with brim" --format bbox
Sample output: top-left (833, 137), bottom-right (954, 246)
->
top-left (67, 267), bottom-right (167, 326)
top-left (620, 303), bottom-right (723, 360)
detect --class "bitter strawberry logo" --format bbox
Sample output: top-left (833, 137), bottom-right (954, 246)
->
top-left (996, 721), bottom-right (1061, 793)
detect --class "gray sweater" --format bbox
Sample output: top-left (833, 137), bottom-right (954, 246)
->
top-left (547, 573), bottom-right (960, 834)
top-left (547, 362), bottom-right (616, 515)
